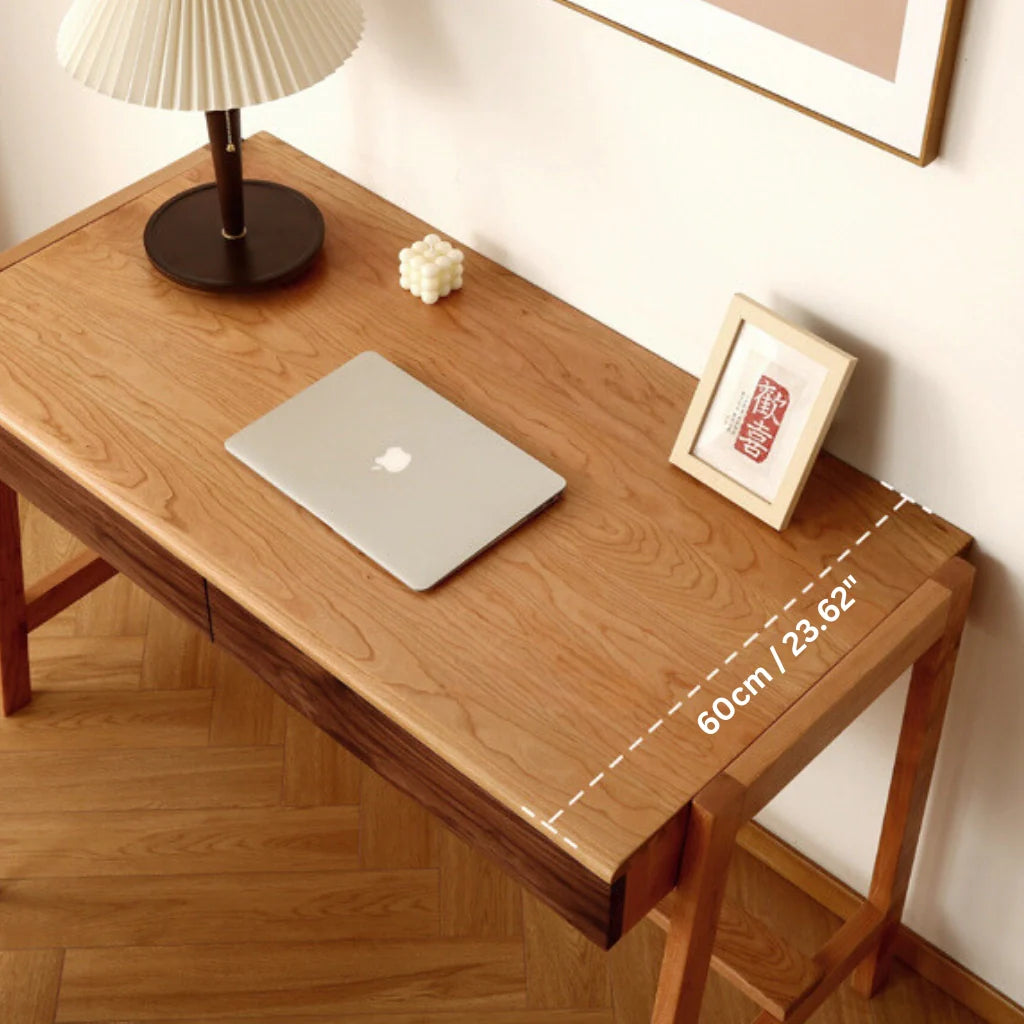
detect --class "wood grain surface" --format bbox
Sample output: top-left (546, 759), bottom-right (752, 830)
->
top-left (853, 558), bottom-right (975, 997)
top-left (0, 424), bottom-right (209, 634)
top-left (208, 580), bottom-right (623, 945)
top-left (738, 821), bottom-right (1024, 1024)
top-left (0, 949), bottom-right (64, 1024)
top-left (652, 894), bottom-right (824, 1019)
top-left (728, 576), bottom-right (953, 818)
top-left (57, 939), bottom-right (528, 1020)
top-left (0, 500), bottom-right (993, 1024)
top-left (0, 134), bottom-right (972, 940)
top-left (651, 776), bottom-right (744, 1023)
top-left (0, 481), bottom-right (30, 714)
top-left (24, 551), bottom-right (116, 631)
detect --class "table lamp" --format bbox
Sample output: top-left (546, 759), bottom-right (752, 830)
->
top-left (56, 0), bottom-right (364, 291)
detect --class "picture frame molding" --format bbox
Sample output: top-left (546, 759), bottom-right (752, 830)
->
top-left (553, 0), bottom-right (966, 165)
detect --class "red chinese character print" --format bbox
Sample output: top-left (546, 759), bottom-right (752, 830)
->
top-left (734, 375), bottom-right (789, 464)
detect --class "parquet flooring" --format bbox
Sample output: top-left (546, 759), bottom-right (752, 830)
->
top-left (0, 498), bottom-right (985, 1024)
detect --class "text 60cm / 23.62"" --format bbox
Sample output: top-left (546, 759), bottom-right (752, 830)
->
top-left (697, 576), bottom-right (858, 736)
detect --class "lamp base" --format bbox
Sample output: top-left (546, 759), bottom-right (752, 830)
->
top-left (144, 180), bottom-right (324, 292)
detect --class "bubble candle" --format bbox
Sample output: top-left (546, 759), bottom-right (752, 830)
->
top-left (399, 233), bottom-right (464, 304)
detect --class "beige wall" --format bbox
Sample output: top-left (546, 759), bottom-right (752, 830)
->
top-left (2, 0), bottom-right (1022, 1005)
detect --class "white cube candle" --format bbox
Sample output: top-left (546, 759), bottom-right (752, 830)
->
top-left (399, 234), bottom-right (465, 304)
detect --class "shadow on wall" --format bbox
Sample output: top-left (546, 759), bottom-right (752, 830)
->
top-left (909, 546), bottom-right (1024, 950)
top-left (765, 293), bottom-right (1024, 956)
top-left (769, 298), bottom-right (892, 473)
top-left (339, 0), bottom-right (460, 190)
top-left (364, 0), bottom-right (457, 90)
top-left (0, 142), bottom-right (14, 251)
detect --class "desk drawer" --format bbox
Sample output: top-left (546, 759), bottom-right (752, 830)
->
top-left (0, 424), bottom-right (210, 634)
top-left (207, 581), bottom-right (625, 948)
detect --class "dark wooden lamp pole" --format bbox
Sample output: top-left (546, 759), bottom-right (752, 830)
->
top-left (143, 108), bottom-right (325, 292)
top-left (205, 109), bottom-right (246, 240)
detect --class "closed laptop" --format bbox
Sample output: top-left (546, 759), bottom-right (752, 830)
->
top-left (225, 351), bottom-right (566, 590)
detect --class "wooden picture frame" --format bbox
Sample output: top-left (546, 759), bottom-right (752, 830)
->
top-left (554, 0), bottom-right (966, 165)
top-left (670, 295), bottom-right (856, 530)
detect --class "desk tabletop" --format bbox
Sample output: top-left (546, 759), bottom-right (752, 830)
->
top-left (0, 135), bottom-right (970, 943)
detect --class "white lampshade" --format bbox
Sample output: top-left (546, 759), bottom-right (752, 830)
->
top-left (57, 0), bottom-right (364, 111)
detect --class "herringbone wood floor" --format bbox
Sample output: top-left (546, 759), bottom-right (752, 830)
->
top-left (1, 500), bottom-right (984, 1024)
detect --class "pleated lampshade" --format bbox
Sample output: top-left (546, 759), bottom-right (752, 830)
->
top-left (57, 0), bottom-right (365, 111)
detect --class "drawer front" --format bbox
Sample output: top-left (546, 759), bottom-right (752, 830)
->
top-left (0, 424), bottom-right (210, 635)
top-left (207, 581), bottom-right (623, 948)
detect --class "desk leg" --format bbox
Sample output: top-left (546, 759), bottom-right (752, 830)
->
top-left (652, 775), bottom-right (744, 1024)
top-left (0, 481), bottom-right (30, 716)
top-left (852, 557), bottom-right (974, 997)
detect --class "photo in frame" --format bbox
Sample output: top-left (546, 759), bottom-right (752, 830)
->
top-left (556, 0), bottom-right (965, 164)
top-left (670, 295), bottom-right (856, 530)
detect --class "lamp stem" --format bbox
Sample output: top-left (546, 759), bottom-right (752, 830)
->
top-left (205, 108), bottom-right (245, 239)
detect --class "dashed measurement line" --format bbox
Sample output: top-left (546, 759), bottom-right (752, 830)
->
top-left (697, 576), bottom-right (860, 736)
top-left (523, 484), bottom-right (938, 852)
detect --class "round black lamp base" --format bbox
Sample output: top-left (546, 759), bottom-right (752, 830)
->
top-left (143, 180), bottom-right (324, 292)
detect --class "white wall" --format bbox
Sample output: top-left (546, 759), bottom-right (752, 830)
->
top-left (3, 0), bottom-right (1022, 1004)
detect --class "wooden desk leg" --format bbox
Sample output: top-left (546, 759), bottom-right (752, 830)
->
top-left (0, 481), bottom-right (30, 716)
top-left (652, 774), bottom-right (745, 1024)
top-left (852, 557), bottom-right (975, 998)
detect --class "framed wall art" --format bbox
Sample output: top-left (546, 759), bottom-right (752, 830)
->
top-left (670, 294), bottom-right (856, 530)
top-left (556, 0), bottom-right (966, 164)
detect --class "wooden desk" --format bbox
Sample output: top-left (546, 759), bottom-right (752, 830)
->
top-left (0, 135), bottom-right (973, 1023)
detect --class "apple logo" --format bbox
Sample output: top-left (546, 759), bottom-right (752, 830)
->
top-left (372, 445), bottom-right (412, 473)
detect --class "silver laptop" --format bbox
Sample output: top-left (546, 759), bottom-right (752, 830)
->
top-left (225, 351), bottom-right (566, 591)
